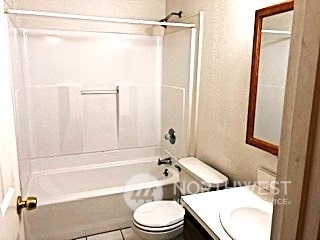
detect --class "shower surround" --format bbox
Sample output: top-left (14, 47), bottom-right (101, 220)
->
top-left (7, 9), bottom-right (198, 239)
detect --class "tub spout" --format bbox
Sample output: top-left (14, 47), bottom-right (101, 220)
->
top-left (158, 157), bottom-right (172, 165)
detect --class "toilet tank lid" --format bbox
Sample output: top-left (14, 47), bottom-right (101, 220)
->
top-left (179, 157), bottom-right (228, 187)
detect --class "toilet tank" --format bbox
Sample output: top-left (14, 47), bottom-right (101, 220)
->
top-left (177, 157), bottom-right (228, 195)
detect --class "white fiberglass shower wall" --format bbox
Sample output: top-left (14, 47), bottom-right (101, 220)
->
top-left (9, 25), bottom-right (162, 194)
top-left (162, 28), bottom-right (197, 158)
top-left (4, 4), bottom-right (202, 238)
top-left (19, 30), bottom-right (161, 154)
top-left (6, 9), bottom-right (200, 200)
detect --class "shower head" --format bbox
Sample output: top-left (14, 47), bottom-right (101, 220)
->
top-left (159, 11), bottom-right (183, 28)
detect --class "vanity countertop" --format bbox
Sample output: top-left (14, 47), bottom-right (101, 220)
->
top-left (181, 185), bottom-right (273, 240)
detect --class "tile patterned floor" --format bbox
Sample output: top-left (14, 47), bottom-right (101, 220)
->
top-left (76, 227), bottom-right (184, 240)
top-left (121, 228), bottom-right (140, 240)
top-left (76, 228), bottom-right (141, 240)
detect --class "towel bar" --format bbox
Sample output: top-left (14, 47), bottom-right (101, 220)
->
top-left (81, 89), bottom-right (119, 95)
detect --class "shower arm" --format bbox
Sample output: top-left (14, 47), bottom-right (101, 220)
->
top-left (159, 11), bottom-right (183, 28)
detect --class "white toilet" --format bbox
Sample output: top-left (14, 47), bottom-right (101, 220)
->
top-left (132, 157), bottom-right (229, 240)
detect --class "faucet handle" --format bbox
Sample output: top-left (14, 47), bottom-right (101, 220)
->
top-left (164, 128), bottom-right (176, 144)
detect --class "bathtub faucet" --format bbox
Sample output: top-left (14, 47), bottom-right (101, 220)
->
top-left (158, 157), bottom-right (172, 166)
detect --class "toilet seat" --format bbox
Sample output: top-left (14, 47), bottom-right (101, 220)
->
top-left (133, 201), bottom-right (185, 229)
top-left (133, 218), bottom-right (184, 232)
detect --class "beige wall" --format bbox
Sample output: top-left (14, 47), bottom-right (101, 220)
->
top-left (166, 0), bottom-right (287, 182)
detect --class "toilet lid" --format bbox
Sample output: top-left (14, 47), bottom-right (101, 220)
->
top-left (133, 201), bottom-right (185, 228)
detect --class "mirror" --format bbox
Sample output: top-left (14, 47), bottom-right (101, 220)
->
top-left (246, 1), bottom-right (294, 155)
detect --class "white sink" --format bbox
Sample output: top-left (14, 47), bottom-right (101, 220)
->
top-left (220, 203), bottom-right (273, 240)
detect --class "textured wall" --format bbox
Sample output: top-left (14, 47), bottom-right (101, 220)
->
top-left (166, 0), bottom-right (286, 182)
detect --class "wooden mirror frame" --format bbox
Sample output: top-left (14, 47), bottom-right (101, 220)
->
top-left (246, 1), bottom-right (294, 156)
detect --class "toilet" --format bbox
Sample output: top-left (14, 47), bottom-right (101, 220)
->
top-left (132, 157), bottom-right (229, 240)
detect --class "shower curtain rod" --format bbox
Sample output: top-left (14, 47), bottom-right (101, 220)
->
top-left (4, 9), bottom-right (196, 28)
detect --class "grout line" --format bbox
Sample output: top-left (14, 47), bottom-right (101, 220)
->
top-left (76, 228), bottom-right (130, 240)
top-left (85, 228), bottom-right (126, 239)
top-left (120, 229), bottom-right (125, 240)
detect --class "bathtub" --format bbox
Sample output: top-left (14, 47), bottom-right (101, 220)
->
top-left (23, 148), bottom-right (179, 240)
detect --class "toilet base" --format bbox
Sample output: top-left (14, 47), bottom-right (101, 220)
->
top-left (132, 223), bottom-right (183, 240)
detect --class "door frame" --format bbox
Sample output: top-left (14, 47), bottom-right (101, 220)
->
top-left (271, 0), bottom-right (320, 239)
top-left (0, 0), bottom-right (24, 239)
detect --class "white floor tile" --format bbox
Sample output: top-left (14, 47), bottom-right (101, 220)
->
top-left (121, 228), bottom-right (141, 240)
top-left (87, 230), bottom-right (123, 240)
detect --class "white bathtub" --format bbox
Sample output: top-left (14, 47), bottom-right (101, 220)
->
top-left (23, 148), bottom-right (179, 240)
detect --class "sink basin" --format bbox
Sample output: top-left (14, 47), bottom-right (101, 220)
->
top-left (220, 204), bottom-right (273, 240)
